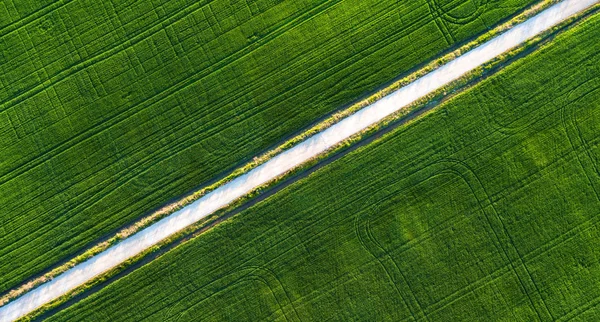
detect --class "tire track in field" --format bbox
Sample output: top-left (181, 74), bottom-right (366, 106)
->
top-left (0, 0), bottom-right (73, 38)
top-left (352, 166), bottom-right (479, 319)
top-left (431, 0), bottom-right (489, 25)
top-left (165, 266), bottom-right (300, 322)
top-left (354, 159), bottom-right (553, 320)
top-left (1, 1), bottom-right (597, 320)
top-left (560, 77), bottom-right (600, 200)
top-left (550, 199), bottom-right (600, 320)
top-left (355, 207), bottom-right (427, 322)
top-left (426, 0), bottom-right (456, 45)
top-left (425, 0), bottom-right (487, 44)
top-left (445, 159), bottom-right (554, 320)
top-left (558, 293), bottom-right (600, 321)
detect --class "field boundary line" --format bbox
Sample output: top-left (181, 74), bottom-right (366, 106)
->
top-left (1, 0), bottom-right (599, 320)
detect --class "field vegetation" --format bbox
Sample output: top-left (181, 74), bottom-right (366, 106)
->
top-left (44, 8), bottom-right (600, 322)
top-left (0, 0), bottom-right (538, 293)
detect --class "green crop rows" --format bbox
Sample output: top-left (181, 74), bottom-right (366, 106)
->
top-left (0, 0), bottom-right (536, 293)
top-left (47, 11), bottom-right (600, 321)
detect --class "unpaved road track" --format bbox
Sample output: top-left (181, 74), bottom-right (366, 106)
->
top-left (1, 0), bottom-right (598, 320)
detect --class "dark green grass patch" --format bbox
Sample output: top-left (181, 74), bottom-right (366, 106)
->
top-left (0, 0), bottom-right (536, 292)
top-left (46, 11), bottom-right (600, 321)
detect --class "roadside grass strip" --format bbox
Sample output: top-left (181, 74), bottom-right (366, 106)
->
top-left (0, 0), bottom-right (598, 320)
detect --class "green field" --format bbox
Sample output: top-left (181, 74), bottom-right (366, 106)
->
top-left (46, 11), bottom-right (600, 321)
top-left (0, 0), bottom-right (537, 292)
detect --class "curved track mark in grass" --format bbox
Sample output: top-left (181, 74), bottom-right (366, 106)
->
top-left (475, 93), bottom-right (531, 136)
top-left (352, 162), bottom-right (489, 320)
top-left (355, 208), bottom-right (426, 322)
top-left (475, 40), bottom-right (600, 137)
top-left (560, 78), bottom-right (600, 200)
top-left (431, 0), bottom-right (489, 25)
top-left (471, 24), bottom-right (598, 136)
top-left (163, 266), bottom-right (300, 322)
top-left (472, 72), bottom-right (536, 136)
top-left (425, 0), bottom-right (489, 45)
top-left (1, 1), bottom-right (597, 320)
top-left (419, 145), bottom-right (600, 315)
top-left (426, 0), bottom-right (456, 45)
top-left (356, 159), bottom-right (554, 320)
top-left (437, 159), bottom-right (554, 320)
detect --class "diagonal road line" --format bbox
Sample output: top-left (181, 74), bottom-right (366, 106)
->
top-left (0, 0), bottom-right (598, 320)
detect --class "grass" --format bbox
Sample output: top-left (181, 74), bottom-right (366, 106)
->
top-left (4, 1), bottom-right (581, 312)
top-left (0, 0), bottom-right (538, 293)
top-left (42, 9), bottom-right (600, 322)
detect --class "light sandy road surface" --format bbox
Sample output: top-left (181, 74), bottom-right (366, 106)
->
top-left (1, 0), bottom-right (598, 320)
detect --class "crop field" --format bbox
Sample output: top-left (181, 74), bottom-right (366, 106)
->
top-left (43, 8), bottom-right (600, 322)
top-left (0, 0), bottom-right (539, 293)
